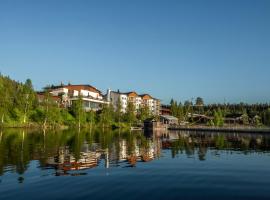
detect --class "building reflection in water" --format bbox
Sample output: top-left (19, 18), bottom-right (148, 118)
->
top-left (1, 129), bottom-right (270, 177)
top-left (45, 133), bottom-right (162, 175)
top-left (46, 146), bottom-right (101, 176)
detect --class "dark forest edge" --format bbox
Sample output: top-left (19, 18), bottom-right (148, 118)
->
top-left (0, 74), bottom-right (270, 130)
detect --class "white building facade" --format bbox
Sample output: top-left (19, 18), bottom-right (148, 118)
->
top-left (107, 90), bottom-right (160, 115)
top-left (47, 84), bottom-right (108, 111)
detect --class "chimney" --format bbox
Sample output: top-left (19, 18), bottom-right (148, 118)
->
top-left (107, 88), bottom-right (111, 102)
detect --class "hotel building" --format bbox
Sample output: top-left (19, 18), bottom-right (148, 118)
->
top-left (107, 90), bottom-right (160, 115)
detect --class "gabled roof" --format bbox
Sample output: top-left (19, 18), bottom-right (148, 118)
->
top-left (140, 94), bottom-right (153, 100)
top-left (125, 91), bottom-right (138, 97)
top-left (111, 91), bottom-right (139, 97)
top-left (111, 90), bottom-right (159, 100)
top-left (47, 84), bottom-right (102, 94)
top-left (160, 115), bottom-right (178, 121)
top-left (111, 90), bottom-right (128, 95)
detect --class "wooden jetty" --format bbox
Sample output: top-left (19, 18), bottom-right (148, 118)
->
top-left (169, 126), bottom-right (270, 134)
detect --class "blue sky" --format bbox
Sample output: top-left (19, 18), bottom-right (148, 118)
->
top-left (0, 0), bottom-right (269, 104)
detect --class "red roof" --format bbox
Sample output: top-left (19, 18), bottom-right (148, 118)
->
top-left (47, 84), bottom-right (102, 94)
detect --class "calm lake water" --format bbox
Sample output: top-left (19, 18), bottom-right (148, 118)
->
top-left (0, 128), bottom-right (270, 200)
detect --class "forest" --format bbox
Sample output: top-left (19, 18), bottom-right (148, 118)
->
top-left (0, 74), bottom-right (270, 129)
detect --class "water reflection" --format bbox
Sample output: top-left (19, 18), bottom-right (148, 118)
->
top-left (163, 131), bottom-right (270, 160)
top-left (0, 129), bottom-right (270, 177)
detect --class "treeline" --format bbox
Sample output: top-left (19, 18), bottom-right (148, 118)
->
top-left (170, 97), bottom-right (270, 127)
top-left (0, 74), bottom-right (154, 128)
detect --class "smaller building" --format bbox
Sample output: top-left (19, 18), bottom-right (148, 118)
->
top-left (160, 115), bottom-right (178, 125)
top-left (160, 105), bottom-right (171, 115)
top-left (144, 118), bottom-right (167, 132)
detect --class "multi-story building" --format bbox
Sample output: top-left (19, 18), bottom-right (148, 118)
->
top-left (39, 84), bottom-right (161, 115)
top-left (140, 94), bottom-right (161, 116)
top-left (45, 84), bottom-right (108, 111)
top-left (107, 90), bottom-right (160, 115)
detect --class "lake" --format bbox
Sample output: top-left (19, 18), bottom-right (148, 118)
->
top-left (0, 128), bottom-right (270, 200)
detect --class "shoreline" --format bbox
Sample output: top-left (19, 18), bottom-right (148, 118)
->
top-left (169, 126), bottom-right (270, 134)
top-left (1, 123), bottom-right (270, 134)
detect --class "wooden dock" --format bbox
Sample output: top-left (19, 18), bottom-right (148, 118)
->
top-left (169, 126), bottom-right (270, 134)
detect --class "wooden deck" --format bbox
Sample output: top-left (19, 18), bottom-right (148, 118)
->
top-left (169, 126), bottom-right (270, 134)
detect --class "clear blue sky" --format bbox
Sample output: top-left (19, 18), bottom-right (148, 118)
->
top-left (0, 0), bottom-right (269, 104)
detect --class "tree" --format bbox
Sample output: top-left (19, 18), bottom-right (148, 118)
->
top-left (0, 77), bottom-right (9, 123)
top-left (38, 90), bottom-right (63, 128)
top-left (195, 97), bottom-right (204, 106)
top-left (183, 100), bottom-right (193, 121)
top-left (99, 104), bottom-right (114, 128)
top-left (115, 97), bottom-right (123, 124)
top-left (86, 110), bottom-right (96, 129)
top-left (242, 114), bottom-right (249, 125)
top-left (138, 104), bottom-right (150, 121)
top-left (253, 115), bottom-right (262, 127)
top-left (0, 75), bottom-right (32, 124)
top-left (21, 79), bottom-right (36, 123)
top-left (124, 102), bottom-right (137, 125)
top-left (212, 108), bottom-right (224, 127)
top-left (71, 96), bottom-right (86, 128)
top-left (184, 100), bottom-right (193, 107)
top-left (176, 102), bottom-right (184, 122)
top-left (241, 110), bottom-right (249, 125)
top-left (195, 97), bottom-right (204, 114)
top-left (170, 99), bottom-right (178, 117)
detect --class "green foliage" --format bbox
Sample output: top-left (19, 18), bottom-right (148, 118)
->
top-left (1, 73), bottom-right (270, 128)
top-left (115, 96), bottom-right (123, 123)
top-left (0, 75), bottom-right (37, 124)
top-left (138, 104), bottom-right (150, 121)
top-left (212, 108), bottom-right (224, 127)
top-left (253, 115), bottom-right (262, 127)
top-left (170, 99), bottom-right (178, 117)
top-left (176, 102), bottom-right (184, 121)
top-left (99, 104), bottom-right (114, 127)
top-left (124, 101), bottom-right (137, 124)
top-left (170, 99), bottom-right (184, 123)
top-left (30, 108), bottom-right (46, 123)
top-left (241, 112), bottom-right (249, 125)
top-left (86, 110), bottom-right (96, 124)
top-left (61, 109), bottom-right (75, 124)
top-left (70, 96), bottom-right (86, 127)
top-left (10, 108), bottom-right (24, 122)
top-left (207, 119), bottom-right (215, 127)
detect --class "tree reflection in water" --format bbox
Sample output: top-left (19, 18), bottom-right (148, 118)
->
top-left (0, 129), bottom-right (270, 176)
